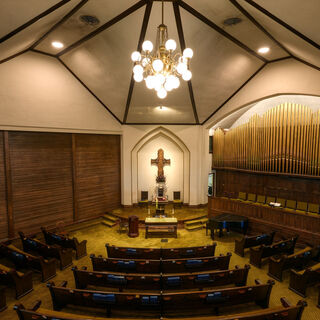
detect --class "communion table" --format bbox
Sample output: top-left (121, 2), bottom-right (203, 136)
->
top-left (145, 217), bottom-right (178, 238)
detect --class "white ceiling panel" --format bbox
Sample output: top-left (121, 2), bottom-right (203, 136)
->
top-left (0, 0), bottom-right (79, 62)
top-left (61, 6), bottom-right (145, 121)
top-left (35, 0), bottom-right (136, 55)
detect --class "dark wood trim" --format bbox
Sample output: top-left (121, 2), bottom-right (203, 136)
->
top-left (3, 132), bottom-right (14, 238)
top-left (229, 0), bottom-right (292, 57)
top-left (0, 49), bottom-right (28, 65)
top-left (292, 56), bottom-right (320, 72)
top-left (58, 0), bottom-right (147, 56)
top-left (202, 63), bottom-right (267, 125)
top-left (173, 2), bottom-right (199, 123)
top-left (212, 166), bottom-right (320, 181)
top-left (30, 0), bottom-right (89, 50)
top-left (178, 0), bottom-right (267, 63)
top-left (57, 58), bottom-right (123, 124)
top-left (71, 134), bottom-right (78, 222)
top-left (244, 0), bottom-right (320, 51)
top-left (268, 56), bottom-right (292, 64)
top-left (30, 49), bottom-right (57, 58)
top-left (0, 0), bottom-right (71, 44)
top-left (123, 1), bottom-right (153, 123)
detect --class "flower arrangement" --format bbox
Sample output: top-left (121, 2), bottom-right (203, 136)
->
top-left (156, 175), bottom-right (166, 183)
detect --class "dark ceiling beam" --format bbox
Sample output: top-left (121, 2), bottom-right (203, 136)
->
top-left (30, 49), bottom-right (57, 58)
top-left (58, 0), bottom-right (147, 56)
top-left (202, 63), bottom-right (267, 125)
top-left (173, 2), bottom-right (199, 124)
top-left (178, 0), bottom-right (267, 63)
top-left (229, 0), bottom-right (292, 57)
top-left (0, 0), bottom-right (71, 44)
top-left (123, 1), bottom-right (153, 123)
top-left (30, 0), bottom-right (89, 50)
top-left (244, 0), bottom-right (320, 51)
top-left (268, 56), bottom-right (291, 64)
top-left (58, 57), bottom-right (123, 124)
top-left (292, 56), bottom-right (320, 72)
top-left (0, 49), bottom-right (28, 65)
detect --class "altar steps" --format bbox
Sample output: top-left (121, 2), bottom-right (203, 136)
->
top-left (184, 216), bottom-right (208, 231)
top-left (102, 213), bottom-right (119, 227)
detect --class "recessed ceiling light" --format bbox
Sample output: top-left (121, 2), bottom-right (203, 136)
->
top-left (258, 47), bottom-right (270, 54)
top-left (51, 41), bottom-right (64, 49)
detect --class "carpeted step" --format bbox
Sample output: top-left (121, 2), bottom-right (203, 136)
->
top-left (185, 218), bottom-right (208, 226)
top-left (101, 220), bottom-right (115, 227)
top-left (185, 224), bottom-right (204, 231)
top-left (103, 213), bottom-right (119, 222)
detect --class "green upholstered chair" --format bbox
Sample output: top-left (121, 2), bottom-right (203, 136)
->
top-left (263, 196), bottom-right (276, 206)
top-left (276, 198), bottom-right (286, 208)
top-left (173, 191), bottom-right (183, 207)
top-left (308, 203), bottom-right (320, 214)
top-left (138, 191), bottom-right (149, 207)
top-left (246, 193), bottom-right (257, 202)
top-left (238, 192), bottom-right (247, 201)
top-left (285, 199), bottom-right (297, 213)
top-left (296, 201), bottom-right (308, 213)
top-left (256, 195), bottom-right (266, 204)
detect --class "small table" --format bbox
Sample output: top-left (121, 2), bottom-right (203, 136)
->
top-left (145, 217), bottom-right (178, 238)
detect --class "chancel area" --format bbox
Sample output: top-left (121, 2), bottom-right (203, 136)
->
top-left (0, 1), bottom-right (320, 320)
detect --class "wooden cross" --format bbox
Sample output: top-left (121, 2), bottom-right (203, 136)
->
top-left (151, 148), bottom-right (171, 178)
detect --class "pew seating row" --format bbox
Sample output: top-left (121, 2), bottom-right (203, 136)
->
top-left (106, 243), bottom-right (216, 260)
top-left (14, 298), bottom-right (307, 320)
top-left (90, 253), bottom-right (232, 274)
top-left (73, 265), bottom-right (250, 291)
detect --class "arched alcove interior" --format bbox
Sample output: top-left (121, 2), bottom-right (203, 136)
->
top-left (131, 127), bottom-right (190, 204)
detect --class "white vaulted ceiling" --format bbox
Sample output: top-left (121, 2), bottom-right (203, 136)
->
top-left (0, 0), bottom-right (319, 125)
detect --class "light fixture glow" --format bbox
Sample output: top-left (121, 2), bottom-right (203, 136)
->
top-left (157, 88), bottom-right (167, 99)
top-left (258, 47), bottom-right (270, 54)
top-left (131, 51), bottom-right (141, 62)
top-left (51, 41), bottom-right (64, 49)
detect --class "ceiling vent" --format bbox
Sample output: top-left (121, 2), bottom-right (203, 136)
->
top-left (80, 15), bottom-right (100, 26)
top-left (223, 17), bottom-right (242, 26)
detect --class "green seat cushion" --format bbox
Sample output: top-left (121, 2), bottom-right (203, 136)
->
top-left (296, 201), bottom-right (307, 211)
top-left (276, 198), bottom-right (286, 207)
top-left (308, 203), bottom-right (320, 214)
top-left (139, 200), bottom-right (148, 203)
top-left (247, 193), bottom-right (256, 202)
top-left (266, 196), bottom-right (276, 204)
top-left (284, 208), bottom-right (296, 213)
top-left (257, 195), bottom-right (266, 204)
top-left (238, 192), bottom-right (247, 201)
top-left (286, 200), bottom-right (297, 210)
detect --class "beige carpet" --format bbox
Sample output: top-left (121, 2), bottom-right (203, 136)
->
top-left (2, 221), bottom-right (319, 319)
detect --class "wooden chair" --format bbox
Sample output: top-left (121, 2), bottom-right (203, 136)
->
top-left (138, 191), bottom-right (149, 207)
top-left (173, 191), bottom-right (182, 207)
top-left (118, 220), bottom-right (129, 234)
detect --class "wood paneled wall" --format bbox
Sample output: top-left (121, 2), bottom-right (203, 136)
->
top-left (0, 131), bottom-right (121, 240)
top-left (215, 168), bottom-right (320, 204)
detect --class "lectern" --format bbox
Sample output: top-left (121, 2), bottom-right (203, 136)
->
top-left (128, 215), bottom-right (139, 237)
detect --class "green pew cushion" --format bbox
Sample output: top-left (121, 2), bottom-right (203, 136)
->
top-left (238, 192), bottom-right (247, 201)
top-left (286, 200), bottom-right (297, 210)
top-left (276, 198), bottom-right (286, 207)
top-left (296, 201), bottom-right (307, 211)
top-left (308, 203), bottom-right (319, 214)
top-left (247, 193), bottom-right (256, 202)
top-left (257, 195), bottom-right (266, 204)
top-left (266, 196), bottom-right (276, 204)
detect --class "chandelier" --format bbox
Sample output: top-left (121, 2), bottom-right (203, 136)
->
top-left (131, 0), bottom-right (193, 99)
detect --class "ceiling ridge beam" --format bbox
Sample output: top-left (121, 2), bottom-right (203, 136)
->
top-left (173, 2), bottom-right (199, 124)
top-left (202, 63), bottom-right (267, 125)
top-left (57, 57), bottom-right (123, 124)
top-left (0, 49), bottom-right (29, 65)
top-left (292, 56), bottom-right (320, 72)
top-left (178, 0), bottom-right (267, 63)
top-left (57, 0), bottom-right (147, 57)
top-left (229, 0), bottom-right (292, 57)
top-left (30, 49), bottom-right (57, 58)
top-left (30, 0), bottom-right (89, 50)
top-left (0, 0), bottom-right (71, 44)
top-left (123, 1), bottom-right (153, 123)
top-left (244, 0), bottom-right (320, 51)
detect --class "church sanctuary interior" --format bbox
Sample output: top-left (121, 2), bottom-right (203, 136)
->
top-left (1, 0), bottom-right (320, 319)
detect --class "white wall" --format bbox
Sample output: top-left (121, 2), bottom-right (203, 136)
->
top-left (0, 51), bottom-right (121, 134)
top-left (137, 135), bottom-right (184, 201)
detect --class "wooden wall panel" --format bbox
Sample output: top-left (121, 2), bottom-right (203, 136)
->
top-left (75, 134), bottom-right (121, 221)
top-left (0, 132), bottom-right (8, 239)
top-left (9, 132), bottom-right (74, 235)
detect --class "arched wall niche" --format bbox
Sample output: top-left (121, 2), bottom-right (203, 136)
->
top-left (131, 127), bottom-right (190, 205)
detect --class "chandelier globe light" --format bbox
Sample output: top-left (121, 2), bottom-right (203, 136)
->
top-left (131, 0), bottom-right (193, 99)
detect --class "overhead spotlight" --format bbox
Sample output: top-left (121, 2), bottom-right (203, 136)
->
top-left (258, 47), bottom-right (270, 54)
top-left (51, 41), bottom-right (64, 49)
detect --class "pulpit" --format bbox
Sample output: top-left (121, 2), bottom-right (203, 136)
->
top-left (128, 215), bottom-right (139, 238)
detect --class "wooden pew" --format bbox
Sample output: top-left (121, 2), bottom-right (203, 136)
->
top-left (289, 262), bottom-right (320, 297)
top-left (0, 243), bottom-right (56, 282)
top-left (249, 236), bottom-right (298, 268)
top-left (72, 265), bottom-right (250, 291)
top-left (0, 286), bottom-right (6, 312)
top-left (19, 231), bottom-right (73, 270)
top-left (268, 246), bottom-right (319, 281)
top-left (318, 284), bottom-right (320, 308)
top-left (90, 255), bottom-right (161, 273)
top-left (235, 231), bottom-right (276, 257)
top-left (105, 243), bottom-right (216, 259)
top-left (14, 297), bottom-right (308, 320)
top-left (41, 227), bottom-right (87, 259)
top-left (0, 263), bottom-right (33, 299)
top-left (47, 279), bottom-right (274, 317)
top-left (161, 254), bottom-right (231, 273)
